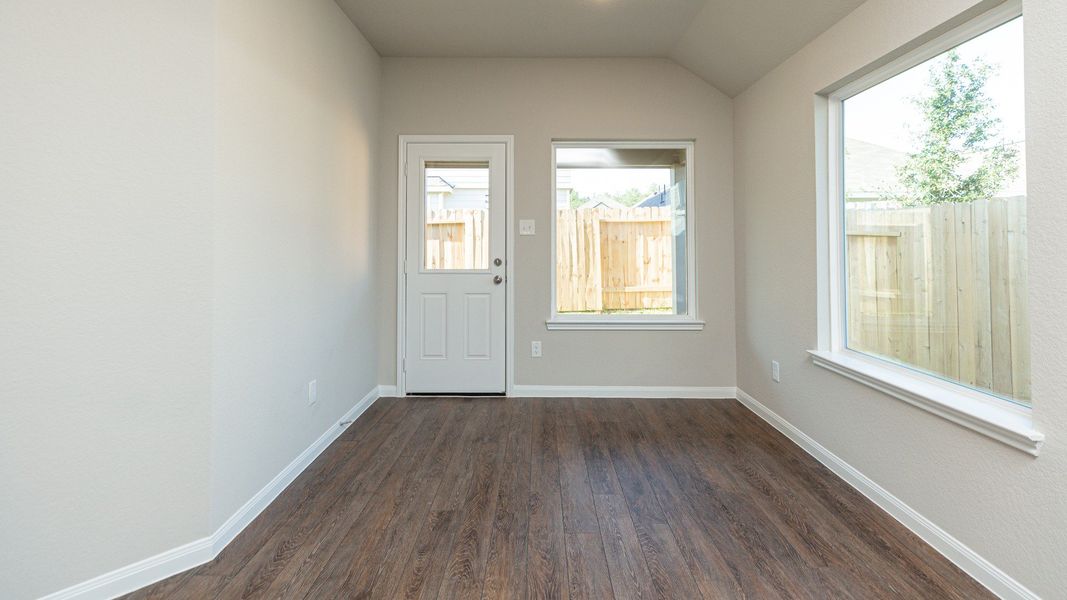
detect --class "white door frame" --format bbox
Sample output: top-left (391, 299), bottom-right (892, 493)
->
top-left (396, 134), bottom-right (515, 396)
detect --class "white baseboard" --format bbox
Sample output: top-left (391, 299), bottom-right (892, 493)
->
top-left (510, 384), bottom-right (737, 399)
top-left (39, 385), bottom-right (384, 600)
top-left (377, 384), bottom-right (399, 398)
top-left (36, 537), bottom-right (216, 600)
top-left (734, 388), bottom-right (1039, 600)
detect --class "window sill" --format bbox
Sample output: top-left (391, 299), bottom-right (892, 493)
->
top-left (808, 350), bottom-right (1043, 456)
top-left (546, 318), bottom-right (705, 331)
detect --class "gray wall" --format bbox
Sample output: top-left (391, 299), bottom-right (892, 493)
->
top-left (733, 0), bottom-right (1067, 596)
top-left (210, 0), bottom-right (382, 529)
top-left (377, 58), bottom-right (737, 389)
top-left (0, 2), bottom-right (214, 597)
top-left (1, 1), bottom-right (383, 596)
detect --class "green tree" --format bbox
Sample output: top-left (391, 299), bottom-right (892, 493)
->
top-left (614, 187), bottom-right (647, 207)
top-left (567, 184), bottom-right (666, 208)
top-left (892, 51), bottom-right (1018, 206)
top-left (568, 189), bottom-right (583, 209)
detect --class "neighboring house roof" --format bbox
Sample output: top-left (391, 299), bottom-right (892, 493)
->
top-left (580, 197), bottom-right (624, 209)
top-left (845, 138), bottom-right (907, 199)
top-left (426, 175), bottom-right (455, 194)
top-left (637, 189), bottom-right (669, 207)
top-left (844, 137), bottom-right (1027, 200)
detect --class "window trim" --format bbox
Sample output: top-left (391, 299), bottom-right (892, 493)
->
top-left (814, 0), bottom-right (1042, 454)
top-left (547, 140), bottom-right (701, 330)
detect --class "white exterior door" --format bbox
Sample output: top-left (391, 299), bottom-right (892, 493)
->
top-left (403, 142), bottom-right (506, 393)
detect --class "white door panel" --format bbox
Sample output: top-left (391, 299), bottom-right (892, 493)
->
top-left (464, 294), bottom-right (492, 359)
top-left (420, 294), bottom-right (448, 359)
top-left (404, 142), bottom-right (506, 393)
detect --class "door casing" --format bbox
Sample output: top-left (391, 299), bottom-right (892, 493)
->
top-left (396, 134), bottom-right (515, 396)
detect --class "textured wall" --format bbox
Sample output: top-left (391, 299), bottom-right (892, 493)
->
top-left (1, 1), bottom-right (383, 596)
top-left (377, 58), bottom-right (736, 389)
top-left (0, 3), bottom-right (215, 597)
top-left (211, 0), bottom-right (382, 527)
top-left (733, 0), bottom-right (1067, 595)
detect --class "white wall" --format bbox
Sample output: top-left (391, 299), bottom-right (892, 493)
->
top-left (733, 0), bottom-right (1067, 596)
top-left (211, 0), bottom-right (381, 527)
top-left (378, 58), bottom-right (736, 389)
top-left (0, 3), bottom-right (215, 598)
top-left (1, 1), bottom-right (382, 596)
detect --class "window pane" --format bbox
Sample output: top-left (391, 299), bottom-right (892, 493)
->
top-left (842, 18), bottom-right (1028, 405)
top-left (555, 146), bottom-right (688, 315)
top-left (424, 161), bottom-right (489, 270)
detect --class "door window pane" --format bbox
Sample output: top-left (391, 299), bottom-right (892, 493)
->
top-left (554, 146), bottom-right (689, 316)
top-left (842, 18), bottom-right (1028, 404)
top-left (424, 161), bottom-right (489, 270)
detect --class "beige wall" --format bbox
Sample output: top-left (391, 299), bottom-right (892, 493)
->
top-left (211, 0), bottom-right (381, 527)
top-left (0, 3), bottom-right (215, 598)
top-left (734, 0), bottom-right (1067, 596)
top-left (1, 1), bottom-right (382, 596)
top-left (378, 58), bottom-right (736, 388)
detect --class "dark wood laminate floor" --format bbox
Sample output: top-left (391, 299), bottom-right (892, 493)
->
top-left (125, 397), bottom-right (994, 599)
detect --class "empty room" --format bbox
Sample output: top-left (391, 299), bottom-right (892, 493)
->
top-left (3, 0), bottom-right (1065, 598)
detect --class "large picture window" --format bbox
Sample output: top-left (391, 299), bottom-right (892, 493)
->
top-left (548, 141), bottom-right (699, 330)
top-left (826, 11), bottom-right (1029, 409)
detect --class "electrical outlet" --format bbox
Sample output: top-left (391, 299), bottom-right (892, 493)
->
top-left (771, 361), bottom-right (780, 383)
top-left (531, 341), bottom-right (542, 357)
top-left (308, 379), bottom-right (318, 405)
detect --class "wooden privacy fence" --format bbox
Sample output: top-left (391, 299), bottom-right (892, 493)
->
top-left (556, 207), bottom-right (674, 313)
top-left (845, 197), bottom-right (1029, 402)
top-left (424, 208), bottom-right (489, 270)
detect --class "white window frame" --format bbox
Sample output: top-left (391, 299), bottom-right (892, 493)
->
top-left (813, 0), bottom-right (1042, 455)
top-left (547, 140), bottom-right (703, 331)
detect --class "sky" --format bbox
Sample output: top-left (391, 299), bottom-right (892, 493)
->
top-left (561, 168), bottom-right (672, 197)
top-left (844, 17), bottom-right (1025, 152)
top-left (427, 165), bottom-right (674, 199)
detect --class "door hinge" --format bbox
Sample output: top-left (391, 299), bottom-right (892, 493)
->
top-left (402, 358), bottom-right (406, 373)
top-left (403, 161), bottom-right (408, 177)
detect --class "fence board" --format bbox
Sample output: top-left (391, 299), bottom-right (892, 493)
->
top-left (424, 208), bottom-right (489, 271)
top-left (955, 203), bottom-right (977, 386)
top-left (972, 200), bottom-right (994, 390)
top-left (1007, 198), bottom-right (1030, 400)
top-left (845, 197), bottom-right (1028, 403)
top-left (988, 199), bottom-right (1013, 395)
top-left (556, 207), bottom-right (673, 314)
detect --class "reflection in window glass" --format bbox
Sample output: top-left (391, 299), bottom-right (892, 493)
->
top-left (424, 161), bottom-right (489, 270)
top-left (842, 18), bottom-right (1028, 404)
top-left (554, 146), bottom-right (688, 315)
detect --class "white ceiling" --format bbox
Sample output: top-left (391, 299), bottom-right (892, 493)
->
top-left (335, 0), bottom-right (865, 97)
top-left (669, 0), bottom-right (866, 95)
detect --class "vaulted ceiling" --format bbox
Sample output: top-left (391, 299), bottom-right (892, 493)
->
top-left (334, 0), bottom-right (866, 96)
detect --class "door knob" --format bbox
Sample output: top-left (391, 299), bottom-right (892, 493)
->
top-left (493, 275), bottom-right (503, 285)
top-left (493, 258), bottom-right (503, 266)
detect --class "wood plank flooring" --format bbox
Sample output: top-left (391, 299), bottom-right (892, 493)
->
top-left (124, 397), bottom-right (994, 599)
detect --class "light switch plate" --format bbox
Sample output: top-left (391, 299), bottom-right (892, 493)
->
top-left (519, 219), bottom-right (536, 235)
